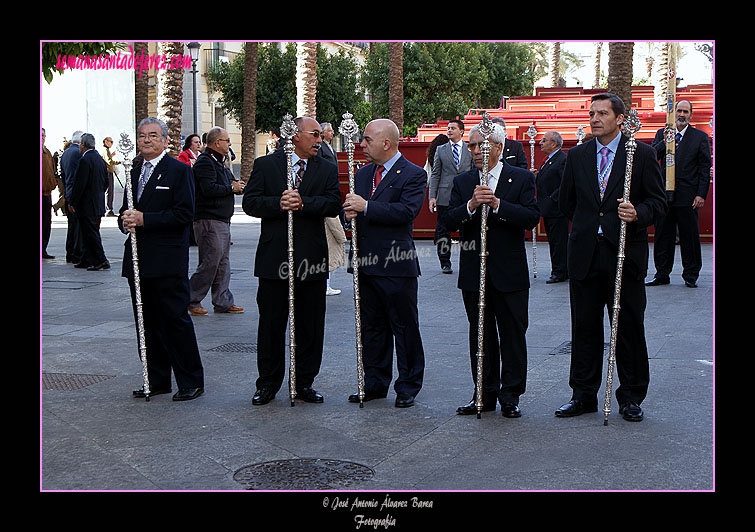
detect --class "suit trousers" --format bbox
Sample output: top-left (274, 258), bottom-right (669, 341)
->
top-left (651, 205), bottom-right (702, 283)
top-left (65, 209), bottom-right (83, 263)
top-left (568, 238), bottom-right (650, 406)
top-left (76, 212), bottom-right (107, 266)
top-left (359, 274), bottom-right (425, 397)
top-left (462, 287), bottom-right (528, 405)
top-left (434, 206), bottom-right (452, 266)
top-left (42, 195), bottom-right (52, 254)
top-left (190, 219), bottom-right (234, 312)
top-left (543, 215), bottom-right (569, 279)
top-left (128, 276), bottom-right (204, 390)
top-left (255, 277), bottom-right (326, 393)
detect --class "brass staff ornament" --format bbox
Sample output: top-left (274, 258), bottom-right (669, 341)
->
top-left (280, 114), bottom-right (298, 406)
top-left (526, 124), bottom-right (538, 278)
top-left (339, 112), bottom-right (366, 407)
top-left (474, 112), bottom-right (496, 418)
top-left (602, 109), bottom-right (642, 425)
top-left (117, 132), bottom-right (151, 401)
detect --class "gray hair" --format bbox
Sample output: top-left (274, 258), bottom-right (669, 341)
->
top-left (71, 130), bottom-right (84, 143)
top-left (320, 122), bottom-right (332, 132)
top-left (205, 126), bottom-right (225, 146)
top-left (469, 123), bottom-right (507, 146)
top-left (548, 130), bottom-right (563, 148)
top-left (80, 133), bottom-right (96, 149)
top-left (138, 117), bottom-right (169, 139)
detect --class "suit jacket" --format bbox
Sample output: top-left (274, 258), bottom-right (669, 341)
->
top-left (442, 162), bottom-right (540, 293)
top-left (350, 155), bottom-right (427, 277)
top-left (242, 149), bottom-right (342, 281)
top-left (429, 141), bottom-right (472, 206)
top-left (318, 142), bottom-right (338, 165)
top-left (559, 136), bottom-right (667, 281)
top-left (120, 154), bottom-right (195, 280)
top-left (69, 148), bottom-right (109, 217)
top-left (60, 143), bottom-right (82, 200)
top-left (502, 138), bottom-right (529, 169)
top-left (651, 125), bottom-right (711, 206)
top-left (536, 149), bottom-right (567, 218)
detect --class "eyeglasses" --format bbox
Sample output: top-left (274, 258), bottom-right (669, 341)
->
top-left (138, 133), bottom-right (163, 141)
top-left (467, 142), bottom-right (501, 151)
top-left (218, 138), bottom-right (231, 143)
top-left (298, 130), bottom-right (322, 139)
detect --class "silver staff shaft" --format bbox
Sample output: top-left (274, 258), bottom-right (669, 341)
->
top-left (526, 124), bottom-right (538, 278)
top-left (475, 113), bottom-right (495, 419)
top-left (339, 113), bottom-right (365, 407)
top-left (281, 114), bottom-right (298, 407)
top-left (603, 109), bottom-right (642, 426)
top-left (117, 133), bottom-right (150, 401)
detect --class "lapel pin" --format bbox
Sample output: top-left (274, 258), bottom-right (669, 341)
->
top-left (396, 170), bottom-right (401, 174)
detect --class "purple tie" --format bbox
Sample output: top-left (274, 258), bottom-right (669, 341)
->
top-left (598, 147), bottom-right (611, 197)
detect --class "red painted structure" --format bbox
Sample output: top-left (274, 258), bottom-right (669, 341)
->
top-left (337, 84), bottom-right (713, 242)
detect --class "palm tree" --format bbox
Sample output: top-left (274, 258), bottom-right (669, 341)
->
top-left (296, 42), bottom-right (318, 119)
top-left (550, 42), bottom-right (561, 87)
top-left (156, 42), bottom-right (184, 156)
top-left (607, 42), bottom-right (634, 112)
top-left (389, 42), bottom-right (404, 135)
top-left (242, 42), bottom-right (258, 180)
top-left (593, 42), bottom-right (602, 88)
top-left (134, 42), bottom-right (149, 137)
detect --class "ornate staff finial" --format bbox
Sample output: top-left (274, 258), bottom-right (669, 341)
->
top-left (576, 125), bottom-right (586, 145)
top-left (280, 113), bottom-right (297, 140)
top-left (526, 124), bottom-right (537, 141)
top-left (623, 108), bottom-right (642, 139)
top-left (478, 112), bottom-right (494, 139)
top-left (339, 112), bottom-right (359, 151)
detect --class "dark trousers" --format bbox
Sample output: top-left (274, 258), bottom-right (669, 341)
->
top-left (462, 287), bottom-right (528, 405)
top-left (543, 215), bottom-right (569, 279)
top-left (434, 205), bottom-right (452, 267)
top-left (106, 172), bottom-right (115, 212)
top-left (359, 274), bottom-right (425, 397)
top-left (76, 213), bottom-right (107, 266)
top-left (42, 195), bottom-right (52, 254)
top-left (255, 277), bottom-right (326, 393)
top-left (128, 276), bottom-right (204, 390)
top-left (568, 238), bottom-right (650, 406)
top-left (652, 205), bottom-right (702, 283)
top-left (65, 207), bottom-right (83, 263)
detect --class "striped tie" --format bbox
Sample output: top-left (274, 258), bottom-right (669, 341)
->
top-left (137, 161), bottom-right (153, 202)
top-left (371, 165), bottom-right (385, 197)
top-left (294, 160), bottom-right (306, 189)
top-left (598, 147), bottom-right (611, 198)
top-left (452, 143), bottom-right (460, 168)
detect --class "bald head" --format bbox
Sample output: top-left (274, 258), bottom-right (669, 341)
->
top-left (360, 119), bottom-right (400, 164)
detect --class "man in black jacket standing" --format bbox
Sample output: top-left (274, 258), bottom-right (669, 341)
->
top-left (188, 127), bottom-right (245, 316)
top-left (535, 130), bottom-right (568, 283)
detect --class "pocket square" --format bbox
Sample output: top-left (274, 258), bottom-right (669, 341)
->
top-left (156, 186), bottom-right (170, 190)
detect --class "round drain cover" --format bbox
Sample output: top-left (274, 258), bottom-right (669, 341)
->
top-left (233, 458), bottom-right (374, 490)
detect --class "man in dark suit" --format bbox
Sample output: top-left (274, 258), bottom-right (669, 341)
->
top-left (69, 133), bottom-right (110, 271)
top-left (317, 122), bottom-right (338, 165)
top-left (429, 119), bottom-right (473, 273)
top-left (242, 116), bottom-right (342, 406)
top-left (120, 117), bottom-right (205, 402)
top-left (492, 118), bottom-right (528, 169)
top-left (535, 130), bottom-right (569, 283)
top-left (343, 118), bottom-right (427, 408)
top-left (646, 100), bottom-right (711, 288)
top-left (60, 131), bottom-right (84, 265)
top-left (442, 122), bottom-right (540, 418)
top-left (555, 93), bottom-right (666, 422)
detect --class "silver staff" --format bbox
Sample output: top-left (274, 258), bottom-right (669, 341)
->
top-left (474, 112), bottom-right (495, 418)
top-left (117, 132), bottom-right (151, 401)
top-left (603, 109), bottom-right (642, 425)
top-left (526, 124), bottom-right (538, 278)
top-left (280, 114), bottom-right (298, 407)
top-left (339, 112), bottom-right (366, 408)
top-left (576, 125), bottom-right (586, 145)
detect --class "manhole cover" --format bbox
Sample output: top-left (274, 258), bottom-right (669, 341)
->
top-left (42, 372), bottom-right (116, 390)
top-left (549, 341), bottom-right (609, 356)
top-left (208, 343), bottom-right (257, 353)
top-left (43, 280), bottom-right (103, 290)
top-left (233, 458), bottom-right (374, 490)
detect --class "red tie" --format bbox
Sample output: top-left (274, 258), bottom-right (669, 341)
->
top-left (371, 165), bottom-right (385, 197)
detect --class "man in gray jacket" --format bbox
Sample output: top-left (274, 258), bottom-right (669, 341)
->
top-left (428, 119), bottom-right (473, 273)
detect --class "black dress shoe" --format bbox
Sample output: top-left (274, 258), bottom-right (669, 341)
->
top-left (297, 387), bottom-right (324, 403)
top-left (619, 401), bottom-right (644, 422)
top-left (74, 262), bottom-right (90, 269)
top-left (395, 393), bottom-right (415, 408)
top-left (645, 277), bottom-right (669, 286)
top-left (441, 264), bottom-right (453, 274)
top-left (173, 387), bottom-right (204, 401)
top-left (87, 261), bottom-right (111, 271)
top-left (554, 399), bottom-right (598, 417)
top-left (546, 275), bottom-right (566, 284)
top-left (348, 390), bottom-right (387, 403)
top-left (43, 252), bottom-right (55, 259)
top-left (456, 400), bottom-right (496, 415)
top-left (684, 280), bottom-right (698, 288)
top-left (252, 388), bottom-right (276, 405)
top-left (132, 387), bottom-right (171, 398)
top-left (501, 402), bottom-right (522, 418)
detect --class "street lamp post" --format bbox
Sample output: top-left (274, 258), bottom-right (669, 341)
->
top-left (187, 42), bottom-right (201, 135)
